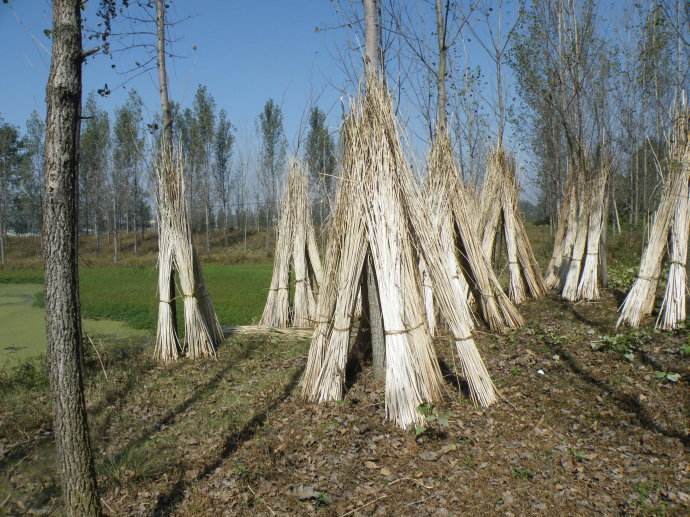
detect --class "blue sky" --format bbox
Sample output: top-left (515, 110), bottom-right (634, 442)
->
top-left (1, 0), bottom-right (634, 202)
top-left (1, 1), bottom-right (352, 150)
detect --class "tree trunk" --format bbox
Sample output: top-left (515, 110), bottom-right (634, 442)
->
top-left (363, 0), bottom-right (381, 76)
top-left (95, 213), bottom-right (100, 253)
top-left (133, 172), bottom-right (138, 255)
top-left (435, 0), bottom-right (447, 131)
top-left (112, 197), bottom-right (118, 263)
top-left (42, 1), bottom-right (101, 514)
top-left (365, 253), bottom-right (385, 379)
top-left (156, 0), bottom-right (173, 151)
top-left (223, 202), bottom-right (229, 247)
top-left (243, 209), bottom-right (248, 252)
top-left (362, 0), bottom-right (385, 380)
top-left (205, 198), bottom-right (211, 252)
top-left (156, 0), bottom-right (177, 330)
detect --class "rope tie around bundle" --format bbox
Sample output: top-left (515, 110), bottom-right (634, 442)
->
top-left (384, 321), bottom-right (425, 336)
top-left (260, 159), bottom-right (323, 329)
top-left (301, 76), bottom-right (499, 428)
top-left (153, 142), bottom-right (222, 364)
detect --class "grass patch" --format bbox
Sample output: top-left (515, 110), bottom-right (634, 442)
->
top-left (0, 329), bottom-right (309, 514)
top-left (511, 466), bottom-right (535, 480)
top-left (0, 268), bottom-right (43, 284)
top-left (2, 263), bottom-right (272, 332)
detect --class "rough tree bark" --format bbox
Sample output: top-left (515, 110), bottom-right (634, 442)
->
top-left (0, 224), bottom-right (5, 266)
top-left (362, 0), bottom-right (385, 379)
top-left (156, 0), bottom-right (173, 150)
top-left (363, 0), bottom-right (381, 75)
top-left (42, 0), bottom-right (101, 515)
top-left (434, 0), bottom-right (447, 131)
top-left (156, 0), bottom-right (177, 331)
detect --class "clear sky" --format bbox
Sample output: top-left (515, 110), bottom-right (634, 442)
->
top-left (1, 0), bottom-right (633, 202)
top-left (1, 1), bottom-right (354, 151)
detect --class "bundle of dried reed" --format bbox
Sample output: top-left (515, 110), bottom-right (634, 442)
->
top-left (544, 174), bottom-right (576, 289)
top-left (401, 152), bottom-right (497, 408)
top-left (427, 135), bottom-right (522, 331)
top-left (657, 170), bottom-right (689, 329)
top-left (479, 147), bottom-right (546, 304)
top-left (419, 257), bottom-right (436, 336)
top-left (575, 162), bottom-right (610, 300)
top-left (154, 217), bottom-right (180, 362)
top-left (425, 144), bottom-right (473, 315)
top-left (260, 160), bottom-right (323, 328)
top-left (479, 149), bottom-right (504, 260)
top-left (301, 154), bottom-right (354, 396)
top-left (154, 142), bottom-right (222, 362)
top-left (545, 147), bottom-right (610, 303)
top-left (303, 76), bottom-right (498, 427)
top-left (619, 99), bottom-right (689, 328)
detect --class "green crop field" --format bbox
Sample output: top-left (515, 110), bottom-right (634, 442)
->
top-left (0, 263), bottom-right (273, 333)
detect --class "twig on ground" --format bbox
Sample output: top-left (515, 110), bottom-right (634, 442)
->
top-left (101, 497), bottom-right (115, 515)
top-left (247, 483), bottom-right (275, 516)
top-left (339, 494), bottom-right (388, 516)
top-left (86, 334), bottom-right (109, 381)
top-left (387, 477), bottom-right (433, 489)
top-left (405, 495), bottom-right (434, 507)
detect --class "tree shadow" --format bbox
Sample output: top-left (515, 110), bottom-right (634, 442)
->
top-left (104, 339), bottom-right (261, 467)
top-left (553, 296), bottom-right (614, 334)
top-left (545, 336), bottom-right (690, 448)
top-left (610, 288), bottom-right (627, 306)
top-left (0, 342), bottom-right (156, 472)
top-left (345, 323), bottom-right (369, 391)
top-left (437, 355), bottom-right (470, 399)
top-left (88, 346), bottom-right (160, 438)
top-left (566, 304), bottom-right (611, 334)
top-left (151, 364), bottom-right (304, 516)
top-left (636, 348), bottom-right (690, 380)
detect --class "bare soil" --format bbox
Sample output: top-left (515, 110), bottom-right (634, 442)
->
top-left (169, 291), bottom-right (689, 516)
top-left (1, 290), bottom-right (689, 516)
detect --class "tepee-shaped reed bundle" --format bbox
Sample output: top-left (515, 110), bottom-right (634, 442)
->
top-left (544, 172), bottom-right (577, 289)
top-left (424, 134), bottom-right (524, 333)
top-left (302, 76), bottom-right (497, 429)
top-left (618, 101), bottom-right (689, 329)
top-left (154, 142), bottom-right (224, 363)
top-left (260, 160), bottom-right (323, 328)
top-left (543, 152), bottom-right (610, 302)
top-left (479, 146), bottom-right (546, 304)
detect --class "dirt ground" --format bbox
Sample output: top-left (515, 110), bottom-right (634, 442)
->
top-left (2, 290), bottom-right (689, 516)
top-left (165, 291), bottom-right (689, 516)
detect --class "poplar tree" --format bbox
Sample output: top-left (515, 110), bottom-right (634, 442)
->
top-left (42, 0), bottom-right (101, 514)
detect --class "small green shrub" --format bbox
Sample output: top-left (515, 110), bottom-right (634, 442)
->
top-left (415, 402), bottom-right (449, 436)
top-left (511, 466), bottom-right (534, 480)
top-left (607, 264), bottom-right (637, 291)
top-left (0, 358), bottom-right (48, 392)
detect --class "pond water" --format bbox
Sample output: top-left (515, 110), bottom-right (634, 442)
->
top-left (0, 283), bottom-right (149, 364)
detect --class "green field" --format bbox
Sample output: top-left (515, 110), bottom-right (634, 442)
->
top-left (0, 283), bottom-right (149, 364)
top-left (0, 263), bottom-right (273, 363)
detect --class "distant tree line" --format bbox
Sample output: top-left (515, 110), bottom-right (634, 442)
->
top-left (0, 85), bottom-right (336, 263)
